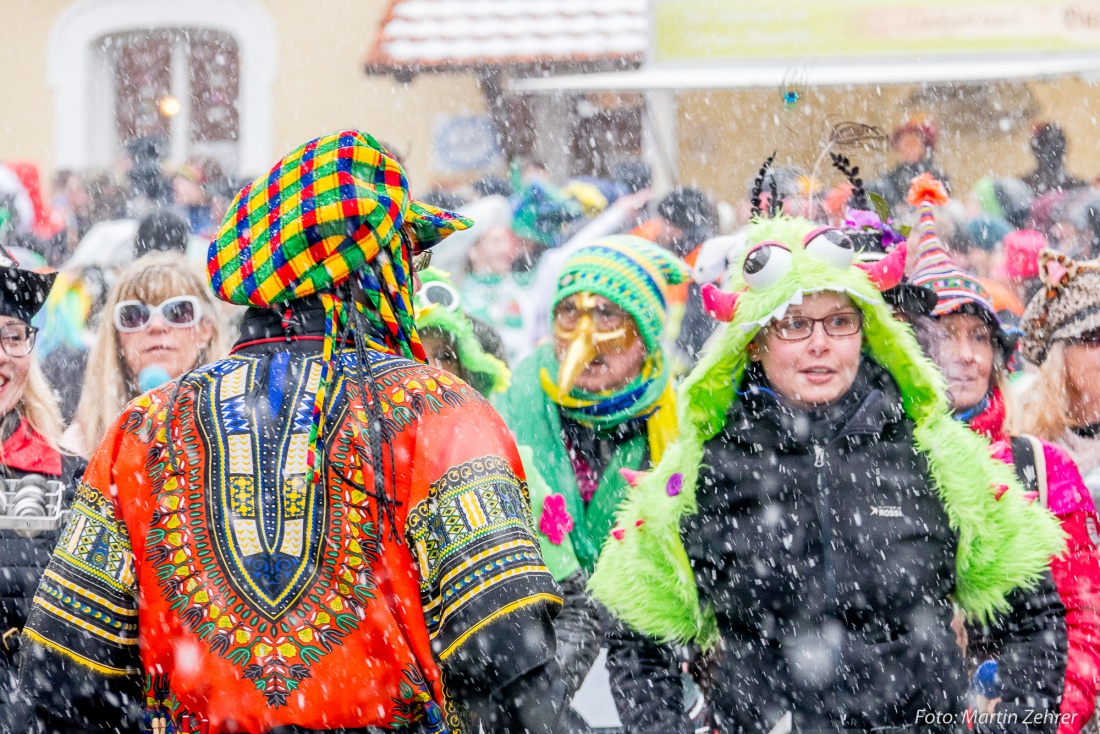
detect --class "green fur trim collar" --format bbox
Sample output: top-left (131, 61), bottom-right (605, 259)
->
top-left (588, 216), bottom-right (1065, 648)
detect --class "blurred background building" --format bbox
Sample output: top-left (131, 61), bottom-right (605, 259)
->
top-left (2, 0), bottom-right (1100, 199)
top-left (0, 0), bottom-right (647, 192)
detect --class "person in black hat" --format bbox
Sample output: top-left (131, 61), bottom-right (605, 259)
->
top-left (648, 188), bottom-right (720, 363)
top-left (652, 187), bottom-right (718, 258)
top-left (0, 250), bottom-right (84, 724)
top-left (1023, 122), bottom-right (1086, 197)
top-left (133, 209), bottom-right (189, 258)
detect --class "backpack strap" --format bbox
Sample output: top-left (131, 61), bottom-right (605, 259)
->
top-left (1029, 434), bottom-right (1049, 508)
top-left (1010, 434), bottom-right (1049, 507)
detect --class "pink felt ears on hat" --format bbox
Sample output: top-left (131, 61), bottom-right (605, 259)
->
top-left (1045, 259), bottom-right (1068, 288)
top-left (1034, 248), bottom-right (1078, 290)
top-left (1039, 249), bottom-right (1072, 290)
top-left (701, 282), bottom-right (741, 322)
top-left (856, 242), bottom-right (908, 292)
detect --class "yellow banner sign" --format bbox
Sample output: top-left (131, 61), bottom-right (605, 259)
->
top-left (654, 1), bottom-right (1100, 63)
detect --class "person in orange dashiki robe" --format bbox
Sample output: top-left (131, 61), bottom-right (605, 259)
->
top-left (14, 131), bottom-right (564, 734)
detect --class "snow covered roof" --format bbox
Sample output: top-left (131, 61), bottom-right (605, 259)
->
top-left (365, 0), bottom-right (647, 74)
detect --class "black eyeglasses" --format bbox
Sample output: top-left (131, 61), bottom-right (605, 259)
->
top-left (0, 324), bottom-right (37, 357)
top-left (769, 311), bottom-right (863, 342)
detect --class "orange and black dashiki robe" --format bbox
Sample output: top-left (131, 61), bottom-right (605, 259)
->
top-left (19, 345), bottom-right (561, 733)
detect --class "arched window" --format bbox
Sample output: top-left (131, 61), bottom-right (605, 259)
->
top-left (49, 0), bottom-right (275, 176)
top-left (100, 28), bottom-right (240, 171)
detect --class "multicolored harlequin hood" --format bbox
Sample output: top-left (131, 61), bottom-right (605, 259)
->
top-left (587, 215), bottom-right (1066, 648)
top-left (21, 345), bottom-right (560, 733)
top-left (208, 130), bottom-right (470, 312)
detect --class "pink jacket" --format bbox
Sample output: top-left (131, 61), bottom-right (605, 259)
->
top-left (973, 390), bottom-right (1100, 734)
top-left (1010, 439), bottom-right (1100, 734)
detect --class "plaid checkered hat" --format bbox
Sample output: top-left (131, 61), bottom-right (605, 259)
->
top-left (207, 132), bottom-right (471, 492)
top-left (208, 130), bottom-right (471, 307)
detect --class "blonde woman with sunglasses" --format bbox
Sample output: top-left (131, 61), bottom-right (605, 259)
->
top-left (64, 252), bottom-right (227, 456)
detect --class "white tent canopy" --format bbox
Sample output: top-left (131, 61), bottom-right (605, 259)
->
top-left (510, 54), bottom-right (1100, 93)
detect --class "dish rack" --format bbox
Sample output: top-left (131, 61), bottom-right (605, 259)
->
top-left (0, 476), bottom-right (68, 535)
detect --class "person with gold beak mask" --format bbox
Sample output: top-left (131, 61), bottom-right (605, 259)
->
top-left (497, 235), bottom-right (689, 721)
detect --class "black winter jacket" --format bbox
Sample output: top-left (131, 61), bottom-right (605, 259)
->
top-left (0, 460), bottom-right (85, 636)
top-left (555, 414), bottom-right (693, 725)
top-left (672, 359), bottom-right (1061, 733)
top-left (611, 363), bottom-right (1064, 734)
top-left (0, 423), bottom-right (84, 720)
top-left (964, 574), bottom-right (1067, 734)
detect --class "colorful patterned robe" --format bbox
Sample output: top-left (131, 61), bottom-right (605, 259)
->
top-left (21, 346), bottom-right (561, 733)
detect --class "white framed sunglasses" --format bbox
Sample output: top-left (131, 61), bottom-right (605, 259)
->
top-left (113, 295), bottom-right (202, 333)
top-left (417, 281), bottom-right (460, 311)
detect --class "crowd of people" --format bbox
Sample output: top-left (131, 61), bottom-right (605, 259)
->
top-left (0, 117), bottom-right (1096, 733)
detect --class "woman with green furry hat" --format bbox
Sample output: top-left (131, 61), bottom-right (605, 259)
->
top-left (588, 182), bottom-right (1066, 732)
top-left (496, 235), bottom-right (689, 721)
top-left (415, 267), bottom-right (511, 399)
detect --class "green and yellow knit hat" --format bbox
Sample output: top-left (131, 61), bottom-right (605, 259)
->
top-left (553, 235), bottom-right (689, 352)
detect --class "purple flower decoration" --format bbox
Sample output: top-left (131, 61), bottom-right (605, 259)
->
top-left (879, 227), bottom-right (907, 247)
top-left (666, 472), bottom-right (683, 497)
top-left (845, 208), bottom-right (907, 247)
top-left (844, 208), bottom-right (884, 231)
top-left (539, 493), bottom-right (574, 545)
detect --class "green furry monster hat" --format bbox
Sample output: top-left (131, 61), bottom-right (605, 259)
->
top-left (415, 268), bottom-right (510, 395)
top-left (587, 215), bottom-right (1065, 649)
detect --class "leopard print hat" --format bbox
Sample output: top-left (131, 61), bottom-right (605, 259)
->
top-left (1020, 248), bottom-right (1100, 364)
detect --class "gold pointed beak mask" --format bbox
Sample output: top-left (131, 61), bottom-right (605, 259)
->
top-left (553, 293), bottom-right (641, 394)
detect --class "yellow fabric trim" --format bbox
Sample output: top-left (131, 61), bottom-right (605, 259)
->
top-left (645, 381), bottom-right (678, 464)
top-left (437, 538), bottom-right (536, 589)
top-left (35, 599), bottom-right (136, 645)
top-left (43, 570), bottom-right (138, 617)
top-left (53, 549), bottom-right (132, 593)
top-left (21, 629), bottom-right (139, 677)
top-left (438, 592), bottom-right (563, 661)
top-left (437, 565), bottom-right (549, 630)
